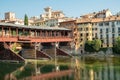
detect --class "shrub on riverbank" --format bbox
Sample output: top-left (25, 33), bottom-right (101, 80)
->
top-left (85, 39), bottom-right (101, 52)
top-left (113, 37), bottom-right (120, 54)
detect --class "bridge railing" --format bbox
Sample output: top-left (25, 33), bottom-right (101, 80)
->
top-left (0, 35), bottom-right (71, 38)
top-left (0, 35), bottom-right (72, 42)
top-left (18, 36), bottom-right (31, 41)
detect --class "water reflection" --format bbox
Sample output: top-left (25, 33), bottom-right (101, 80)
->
top-left (75, 56), bottom-right (120, 80)
top-left (0, 56), bottom-right (120, 80)
top-left (0, 62), bottom-right (23, 80)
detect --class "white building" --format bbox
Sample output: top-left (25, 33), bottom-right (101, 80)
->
top-left (0, 12), bottom-right (24, 25)
top-left (32, 7), bottom-right (67, 27)
top-left (76, 9), bottom-right (120, 53)
top-left (40, 7), bottom-right (65, 20)
top-left (5, 12), bottom-right (16, 21)
top-left (81, 9), bottom-right (112, 18)
top-left (45, 18), bottom-right (66, 27)
top-left (95, 16), bottom-right (120, 47)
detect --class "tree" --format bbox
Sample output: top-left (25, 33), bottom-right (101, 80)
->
top-left (113, 37), bottom-right (120, 54)
top-left (85, 39), bottom-right (101, 52)
top-left (24, 14), bottom-right (28, 25)
top-left (84, 40), bottom-right (94, 52)
top-left (93, 39), bottom-right (101, 52)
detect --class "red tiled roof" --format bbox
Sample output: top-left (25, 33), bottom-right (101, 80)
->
top-left (76, 15), bottom-right (120, 23)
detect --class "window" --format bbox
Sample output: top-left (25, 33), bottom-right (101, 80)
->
top-left (81, 38), bottom-right (83, 41)
top-left (100, 35), bottom-right (103, 39)
top-left (112, 39), bottom-right (115, 44)
top-left (99, 23), bottom-right (103, 26)
top-left (101, 44), bottom-right (103, 47)
top-left (78, 28), bottom-right (82, 31)
top-left (112, 22), bottom-right (115, 27)
top-left (100, 29), bottom-right (102, 33)
top-left (95, 33), bottom-right (97, 38)
top-left (106, 28), bottom-right (109, 33)
top-left (86, 28), bottom-right (88, 31)
top-left (81, 28), bottom-right (83, 31)
top-left (95, 23), bottom-right (97, 25)
top-left (80, 45), bottom-right (82, 47)
top-left (104, 22), bottom-right (109, 26)
top-left (107, 39), bottom-right (109, 47)
top-left (86, 33), bottom-right (89, 36)
top-left (117, 21), bottom-right (120, 25)
top-left (80, 33), bottom-right (83, 36)
top-left (112, 28), bottom-right (115, 33)
top-left (0, 28), bottom-right (2, 31)
top-left (118, 28), bottom-right (120, 33)
top-left (106, 34), bottom-right (109, 38)
top-left (81, 50), bottom-right (83, 54)
top-left (95, 28), bottom-right (97, 30)
top-left (112, 34), bottom-right (115, 38)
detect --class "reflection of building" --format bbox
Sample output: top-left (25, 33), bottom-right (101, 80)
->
top-left (78, 58), bottom-right (120, 80)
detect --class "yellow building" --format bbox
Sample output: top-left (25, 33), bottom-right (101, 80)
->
top-left (76, 18), bottom-right (93, 54)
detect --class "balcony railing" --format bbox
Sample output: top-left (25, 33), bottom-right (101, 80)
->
top-left (18, 36), bottom-right (31, 41)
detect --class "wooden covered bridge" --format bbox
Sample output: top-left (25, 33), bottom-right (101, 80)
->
top-left (0, 23), bottom-right (73, 62)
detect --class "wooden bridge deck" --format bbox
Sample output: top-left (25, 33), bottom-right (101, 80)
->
top-left (24, 69), bottom-right (74, 80)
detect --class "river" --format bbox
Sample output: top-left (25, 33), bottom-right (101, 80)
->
top-left (0, 55), bottom-right (120, 80)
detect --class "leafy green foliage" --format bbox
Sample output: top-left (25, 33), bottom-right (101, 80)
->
top-left (24, 14), bottom-right (28, 25)
top-left (113, 37), bottom-right (120, 54)
top-left (0, 62), bottom-right (23, 80)
top-left (85, 40), bottom-right (94, 52)
top-left (85, 39), bottom-right (101, 52)
top-left (93, 39), bottom-right (101, 51)
top-left (11, 43), bottom-right (21, 53)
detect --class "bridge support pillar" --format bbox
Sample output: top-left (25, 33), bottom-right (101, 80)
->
top-left (34, 43), bottom-right (42, 51)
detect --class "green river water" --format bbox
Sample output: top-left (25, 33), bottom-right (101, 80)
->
top-left (0, 55), bottom-right (120, 80)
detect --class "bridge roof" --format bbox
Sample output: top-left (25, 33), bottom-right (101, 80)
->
top-left (0, 22), bottom-right (71, 31)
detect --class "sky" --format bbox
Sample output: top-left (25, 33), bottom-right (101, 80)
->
top-left (0, 0), bottom-right (120, 19)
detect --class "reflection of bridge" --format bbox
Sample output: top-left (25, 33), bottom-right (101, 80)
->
top-left (24, 69), bottom-right (74, 80)
top-left (0, 23), bottom-right (72, 43)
